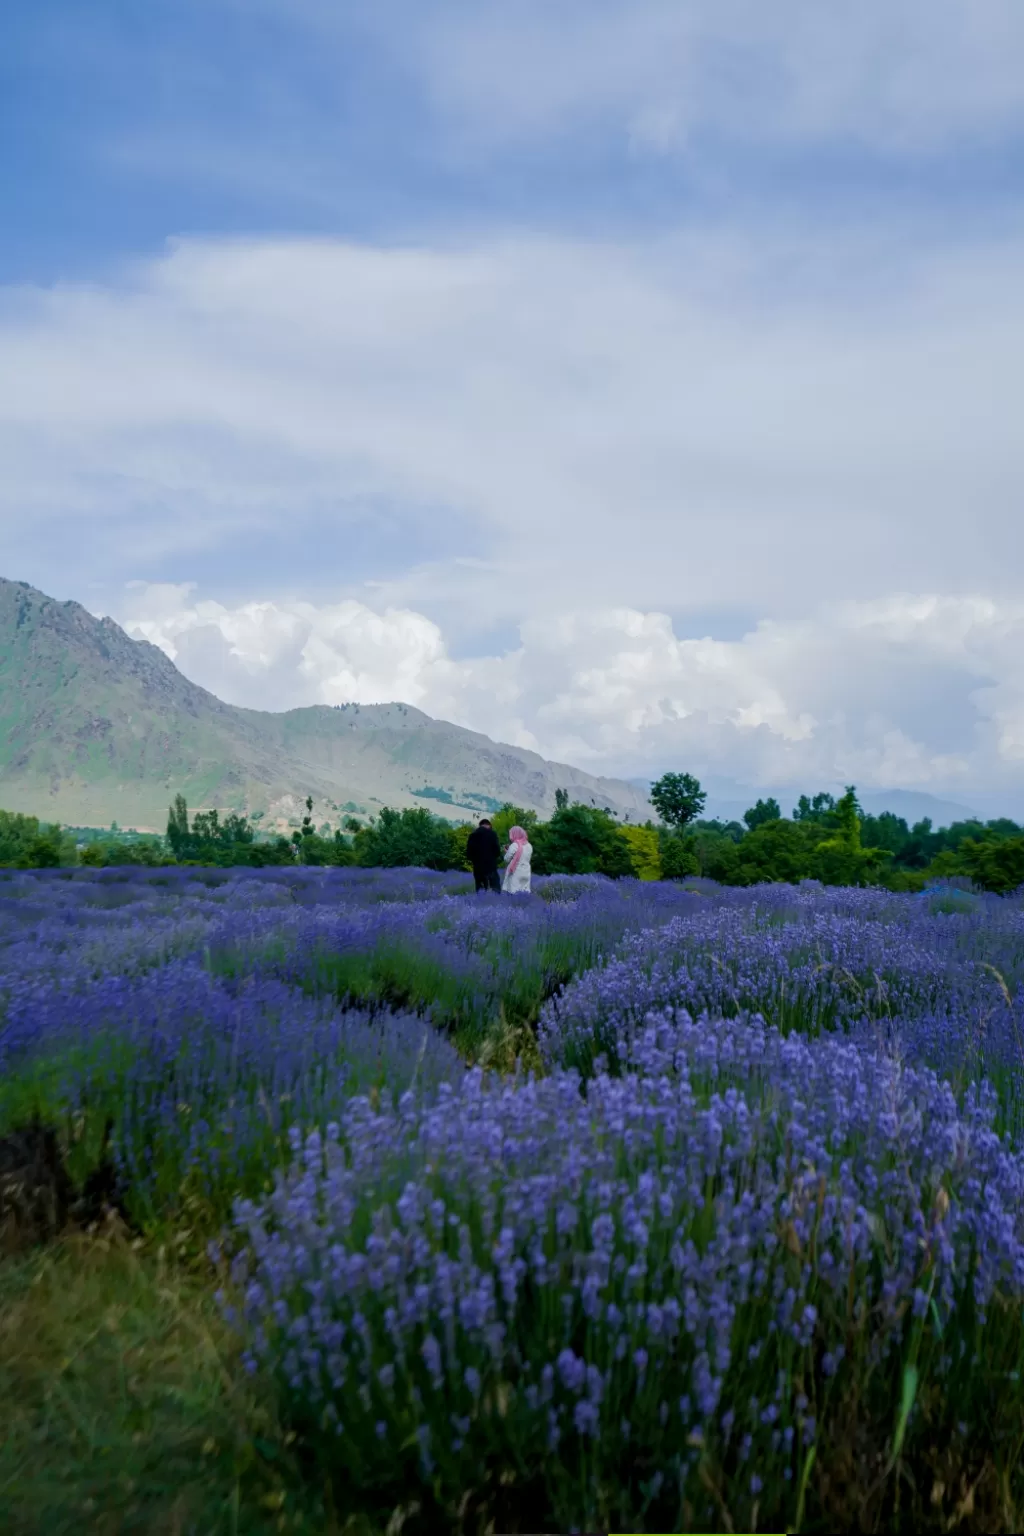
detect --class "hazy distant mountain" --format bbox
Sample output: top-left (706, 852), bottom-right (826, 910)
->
top-left (0, 579), bottom-right (653, 831)
top-left (627, 777), bottom-right (978, 830)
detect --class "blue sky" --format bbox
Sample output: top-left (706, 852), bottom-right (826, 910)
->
top-left (6, 0), bottom-right (1024, 281)
top-left (3, 1), bottom-right (1024, 808)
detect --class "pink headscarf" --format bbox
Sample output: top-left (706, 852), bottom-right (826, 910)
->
top-left (507, 824), bottom-right (528, 876)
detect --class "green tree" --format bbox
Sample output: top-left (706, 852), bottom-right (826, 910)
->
top-left (281, 797), bottom-right (355, 866)
top-left (598, 828), bottom-right (638, 880)
top-left (983, 817), bottom-right (1024, 840)
top-left (734, 819), bottom-right (815, 885)
top-left (649, 772), bottom-right (707, 831)
top-left (693, 818), bottom-right (746, 842)
top-left (807, 786), bottom-right (888, 887)
top-left (659, 833), bottom-right (699, 881)
top-left (355, 807), bottom-right (459, 870)
top-left (291, 796), bottom-right (316, 852)
top-left (491, 804), bottom-right (538, 845)
top-left (859, 810), bottom-right (911, 856)
top-left (446, 822), bottom-right (473, 872)
top-left (0, 810), bottom-right (70, 868)
top-left (743, 797), bottom-right (782, 831)
top-left (793, 792), bottom-right (837, 825)
top-left (958, 835), bottom-right (1024, 894)
top-left (247, 838), bottom-right (300, 867)
top-left (685, 822), bottom-right (743, 881)
top-left (165, 793), bottom-right (290, 865)
top-left (554, 788), bottom-right (569, 812)
top-left (891, 817), bottom-right (939, 870)
top-left (166, 794), bottom-right (190, 859)
top-left (618, 824), bottom-right (661, 881)
top-left (532, 804), bottom-right (637, 878)
top-left (79, 834), bottom-right (171, 868)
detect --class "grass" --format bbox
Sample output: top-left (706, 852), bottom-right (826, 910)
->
top-left (0, 1041), bottom-right (139, 1190)
top-left (0, 1228), bottom-right (332, 1535)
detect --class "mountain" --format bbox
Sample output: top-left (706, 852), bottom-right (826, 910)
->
top-left (0, 579), bottom-right (653, 831)
top-left (627, 777), bottom-right (979, 830)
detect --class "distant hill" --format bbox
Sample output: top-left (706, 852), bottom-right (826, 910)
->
top-left (0, 579), bottom-right (653, 831)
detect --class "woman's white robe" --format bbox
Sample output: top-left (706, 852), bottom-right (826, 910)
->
top-left (502, 840), bottom-right (533, 894)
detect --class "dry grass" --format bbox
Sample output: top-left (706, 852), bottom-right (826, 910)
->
top-left (475, 1007), bottom-right (546, 1078)
top-left (0, 1227), bottom-right (327, 1534)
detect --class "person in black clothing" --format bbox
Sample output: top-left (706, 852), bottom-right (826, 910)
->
top-left (466, 818), bottom-right (501, 892)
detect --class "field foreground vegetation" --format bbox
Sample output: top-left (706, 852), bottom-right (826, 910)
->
top-left (2, 865), bottom-right (1024, 1533)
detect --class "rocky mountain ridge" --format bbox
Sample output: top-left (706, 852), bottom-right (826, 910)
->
top-left (0, 578), bottom-right (653, 830)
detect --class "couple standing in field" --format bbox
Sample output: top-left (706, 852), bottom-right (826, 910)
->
top-left (466, 818), bottom-right (533, 895)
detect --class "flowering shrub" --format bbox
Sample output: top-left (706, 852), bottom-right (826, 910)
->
top-left (540, 890), bottom-right (1024, 1119)
top-left (3, 957), bottom-right (464, 1229)
top-left (4, 866), bottom-right (1024, 1529)
top-left (227, 1014), bottom-right (1024, 1531)
top-left (1, 865), bottom-right (705, 1058)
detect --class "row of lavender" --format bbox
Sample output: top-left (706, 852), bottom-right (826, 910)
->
top-left (0, 867), bottom-right (703, 1222)
top-left (540, 884), bottom-right (1024, 1120)
top-left (3, 867), bottom-right (1024, 1528)
top-left (224, 878), bottom-right (1024, 1530)
top-left (235, 1018), bottom-right (1024, 1531)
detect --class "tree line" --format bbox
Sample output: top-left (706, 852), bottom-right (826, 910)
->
top-left (1, 774), bottom-right (1023, 893)
top-left (649, 774), bottom-right (1024, 894)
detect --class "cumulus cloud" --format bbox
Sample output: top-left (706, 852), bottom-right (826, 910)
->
top-left (119, 582), bottom-right (455, 711)
top-left (1, 222), bottom-right (1021, 803)
top-left (110, 583), bottom-right (1024, 806)
top-left (6, 5), bottom-right (1022, 813)
top-left (2, 228), bottom-right (1023, 634)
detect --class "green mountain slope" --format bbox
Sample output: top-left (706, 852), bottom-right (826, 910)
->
top-left (0, 579), bottom-right (653, 830)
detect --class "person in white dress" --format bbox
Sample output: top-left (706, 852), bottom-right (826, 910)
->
top-left (502, 825), bottom-right (533, 894)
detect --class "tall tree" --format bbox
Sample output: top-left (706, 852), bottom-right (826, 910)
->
top-left (649, 772), bottom-right (706, 831)
top-left (743, 797), bottom-right (781, 830)
top-left (292, 796), bottom-right (316, 851)
top-left (793, 792), bottom-right (837, 824)
top-left (618, 824), bottom-right (661, 880)
top-left (808, 786), bottom-right (887, 886)
top-left (166, 793), bottom-right (190, 858)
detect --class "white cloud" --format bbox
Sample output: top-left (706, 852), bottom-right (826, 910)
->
top-left (119, 582), bottom-right (454, 710)
top-left (67, 1), bottom-right (1024, 206)
top-left (2, 227), bottom-right (1023, 801)
top-left (110, 583), bottom-right (1024, 806)
top-left (358, 0), bottom-right (1024, 158)
top-left (6, 4), bottom-right (1022, 814)
top-left (2, 228), bottom-right (1023, 630)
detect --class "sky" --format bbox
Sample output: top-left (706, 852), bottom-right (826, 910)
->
top-left (3, 0), bottom-right (1024, 812)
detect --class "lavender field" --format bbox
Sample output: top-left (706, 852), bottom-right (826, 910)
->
top-left (3, 866), bottom-right (1024, 1532)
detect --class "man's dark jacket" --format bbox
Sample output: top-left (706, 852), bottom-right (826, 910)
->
top-left (466, 824), bottom-right (501, 873)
